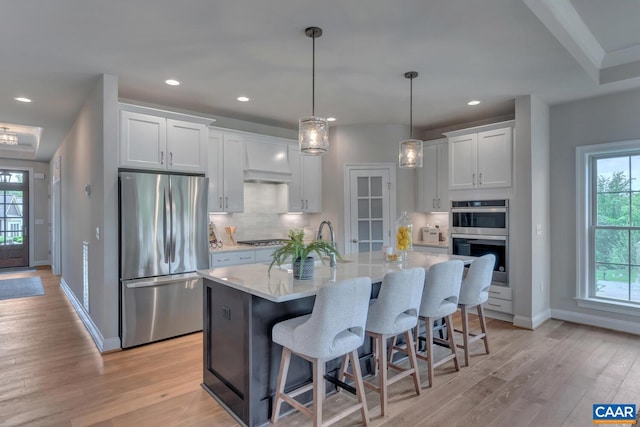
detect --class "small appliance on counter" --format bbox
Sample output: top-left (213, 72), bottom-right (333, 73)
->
top-left (422, 227), bottom-right (440, 244)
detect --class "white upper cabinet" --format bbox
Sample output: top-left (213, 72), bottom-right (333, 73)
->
top-left (207, 130), bottom-right (244, 213)
top-left (119, 104), bottom-right (209, 173)
top-left (166, 119), bottom-right (208, 173)
top-left (287, 145), bottom-right (322, 213)
top-left (417, 139), bottom-right (449, 212)
top-left (446, 121), bottom-right (514, 190)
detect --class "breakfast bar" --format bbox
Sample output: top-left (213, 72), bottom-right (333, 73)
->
top-left (198, 251), bottom-right (473, 427)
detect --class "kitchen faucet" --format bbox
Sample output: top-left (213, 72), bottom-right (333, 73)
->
top-left (316, 220), bottom-right (336, 267)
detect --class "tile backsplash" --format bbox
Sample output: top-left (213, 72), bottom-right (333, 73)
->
top-left (209, 182), bottom-right (311, 243)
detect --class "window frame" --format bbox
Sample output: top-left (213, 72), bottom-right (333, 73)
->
top-left (576, 139), bottom-right (640, 316)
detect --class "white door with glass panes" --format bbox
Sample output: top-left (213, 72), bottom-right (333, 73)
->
top-left (344, 164), bottom-right (395, 254)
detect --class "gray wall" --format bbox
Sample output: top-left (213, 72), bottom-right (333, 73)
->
top-left (324, 124), bottom-right (416, 253)
top-left (550, 87), bottom-right (640, 333)
top-left (51, 74), bottom-right (120, 352)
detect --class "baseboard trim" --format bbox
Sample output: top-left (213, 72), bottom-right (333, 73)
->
top-left (31, 260), bottom-right (50, 267)
top-left (550, 308), bottom-right (640, 336)
top-left (484, 309), bottom-right (514, 323)
top-left (513, 310), bottom-right (551, 330)
top-left (60, 278), bottom-right (121, 352)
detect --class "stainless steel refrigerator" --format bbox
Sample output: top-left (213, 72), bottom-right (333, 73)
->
top-left (119, 171), bottom-right (208, 348)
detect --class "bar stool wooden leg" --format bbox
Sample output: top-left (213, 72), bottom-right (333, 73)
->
top-left (461, 304), bottom-right (470, 366)
top-left (349, 349), bottom-right (370, 426)
top-left (477, 304), bottom-right (490, 354)
top-left (312, 358), bottom-right (325, 427)
top-left (404, 329), bottom-right (421, 396)
top-left (377, 333), bottom-right (388, 416)
top-left (272, 347), bottom-right (292, 424)
top-left (425, 317), bottom-right (434, 387)
top-left (444, 315), bottom-right (460, 372)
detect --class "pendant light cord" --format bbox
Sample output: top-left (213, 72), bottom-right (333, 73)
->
top-left (312, 33), bottom-right (315, 116)
top-left (409, 76), bottom-right (413, 139)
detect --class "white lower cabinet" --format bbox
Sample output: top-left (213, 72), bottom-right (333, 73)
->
top-left (210, 250), bottom-right (256, 268)
top-left (484, 284), bottom-right (513, 314)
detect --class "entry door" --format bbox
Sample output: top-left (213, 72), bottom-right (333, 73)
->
top-left (0, 170), bottom-right (29, 268)
top-left (344, 164), bottom-right (395, 254)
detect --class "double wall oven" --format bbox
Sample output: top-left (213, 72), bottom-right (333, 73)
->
top-left (450, 199), bottom-right (509, 283)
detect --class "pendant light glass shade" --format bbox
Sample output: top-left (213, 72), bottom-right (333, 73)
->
top-left (399, 138), bottom-right (423, 168)
top-left (0, 127), bottom-right (18, 146)
top-left (299, 26), bottom-right (329, 156)
top-left (398, 71), bottom-right (423, 169)
top-left (299, 116), bottom-right (329, 155)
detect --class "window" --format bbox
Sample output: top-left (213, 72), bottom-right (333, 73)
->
top-left (577, 140), bottom-right (640, 315)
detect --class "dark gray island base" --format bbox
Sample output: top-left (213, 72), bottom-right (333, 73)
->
top-left (202, 277), bottom-right (376, 427)
top-left (199, 252), bottom-right (473, 427)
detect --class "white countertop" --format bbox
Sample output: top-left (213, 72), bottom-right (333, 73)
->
top-left (209, 244), bottom-right (282, 254)
top-left (198, 251), bottom-right (473, 303)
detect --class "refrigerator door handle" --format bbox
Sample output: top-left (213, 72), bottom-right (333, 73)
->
top-left (163, 188), bottom-right (171, 264)
top-left (169, 183), bottom-right (176, 263)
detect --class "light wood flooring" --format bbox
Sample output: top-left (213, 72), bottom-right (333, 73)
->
top-left (0, 267), bottom-right (639, 426)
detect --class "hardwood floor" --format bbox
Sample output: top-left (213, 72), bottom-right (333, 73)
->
top-left (1, 267), bottom-right (638, 426)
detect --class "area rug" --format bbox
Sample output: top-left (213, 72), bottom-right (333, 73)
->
top-left (0, 277), bottom-right (45, 300)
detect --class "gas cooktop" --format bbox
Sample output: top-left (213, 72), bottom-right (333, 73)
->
top-left (236, 239), bottom-right (290, 247)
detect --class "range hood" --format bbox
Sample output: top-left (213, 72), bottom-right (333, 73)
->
top-left (244, 139), bottom-right (292, 183)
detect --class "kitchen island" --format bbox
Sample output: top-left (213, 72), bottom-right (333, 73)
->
top-left (198, 251), bottom-right (473, 427)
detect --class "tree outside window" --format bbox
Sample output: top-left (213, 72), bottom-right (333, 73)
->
top-left (594, 155), bottom-right (640, 302)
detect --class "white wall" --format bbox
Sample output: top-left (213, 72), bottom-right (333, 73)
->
top-left (550, 88), bottom-right (640, 333)
top-left (51, 74), bottom-right (120, 352)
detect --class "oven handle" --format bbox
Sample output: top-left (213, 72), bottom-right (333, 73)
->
top-left (451, 207), bottom-right (508, 213)
top-left (451, 234), bottom-right (508, 241)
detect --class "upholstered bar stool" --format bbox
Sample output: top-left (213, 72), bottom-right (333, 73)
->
top-left (340, 268), bottom-right (424, 417)
top-left (415, 260), bottom-right (464, 387)
top-left (456, 254), bottom-right (495, 366)
top-left (271, 277), bottom-right (372, 427)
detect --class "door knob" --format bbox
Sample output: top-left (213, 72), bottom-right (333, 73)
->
top-left (351, 238), bottom-right (358, 243)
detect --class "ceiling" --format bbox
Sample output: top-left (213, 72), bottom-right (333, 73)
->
top-left (1, 0), bottom-right (640, 162)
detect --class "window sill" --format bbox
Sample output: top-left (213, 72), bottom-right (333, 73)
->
top-left (576, 297), bottom-right (640, 317)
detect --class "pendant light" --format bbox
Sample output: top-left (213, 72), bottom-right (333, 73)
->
top-left (399, 71), bottom-right (423, 168)
top-left (299, 26), bottom-right (329, 156)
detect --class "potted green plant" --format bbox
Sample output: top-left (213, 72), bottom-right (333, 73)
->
top-left (268, 229), bottom-right (341, 279)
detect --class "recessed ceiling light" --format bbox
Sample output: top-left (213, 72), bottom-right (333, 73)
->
top-left (14, 97), bottom-right (32, 103)
top-left (237, 96), bottom-right (250, 102)
top-left (327, 117), bottom-right (336, 122)
top-left (165, 79), bottom-right (180, 86)
top-left (467, 100), bottom-right (481, 106)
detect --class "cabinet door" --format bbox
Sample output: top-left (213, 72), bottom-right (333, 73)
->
top-left (222, 133), bottom-right (245, 213)
top-left (449, 133), bottom-right (477, 190)
top-left (417, 143), bottom-right (439, 211)
top-left (287, 145), bottom-right (304, 213)
top-left (477, 127), bottom-right (512, 188)
top-left (167, 119), bottom-right (207, 173)
top-left (119, 110), bottom-right (167, 170)
top-left (207, 131), bottom-right (224, 212)
top-left (436, 143), bottom-right (449, 211)
top-left (302, 154), bottom-right (322, 213)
